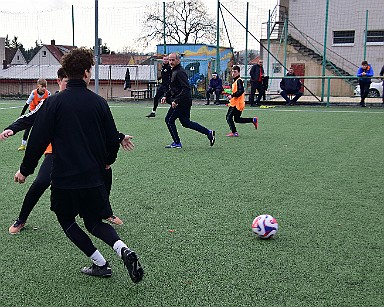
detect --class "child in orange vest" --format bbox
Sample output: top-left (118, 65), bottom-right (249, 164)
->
top-left (225, 65), bottom-right (258, 137)
top-left (18, 78), bottom-right (50, 151)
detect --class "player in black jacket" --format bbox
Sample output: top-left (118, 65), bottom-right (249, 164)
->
top-left (146, 55), bottom-right (172, 118)
top-left (160, 52), bottom-right (215, 148)
top-left (2, 68), bottom-right (129, 234)
top-left (13, 48), bottom-right (144, 282)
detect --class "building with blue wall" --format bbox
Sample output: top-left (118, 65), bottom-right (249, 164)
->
top-left (157, 44), bottom-right (233, 97)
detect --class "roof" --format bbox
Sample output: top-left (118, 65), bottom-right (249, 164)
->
top-left (101, 54), bottom-right (134, 65)
top-left (141, 54), bottom-right (165, 65)
top-left (44, 45), bottom-right (77, 62)
top-left (5, 48), bottom-right (17, 64)
top-left (100, 54), bottom-right (151, 65)
top-left (0, 64), bottom-right (156, 81)
top-left (248, 55), bottom-right (260, 65)
top-left (158, 43), bottom-right (233, 50)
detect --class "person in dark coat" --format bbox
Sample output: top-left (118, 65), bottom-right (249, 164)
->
top-left (249, 59), bottom-right (265, 107)
top-left (123, 68), bottom-right (131, 90)
top-left (356, 60), bottom-right (374, 107)
top-left (280, 67), bottom-right (303, 106)
top-left (14, 48), bottom-right (144, 282)
top-left (205, 72), bottom-right (223, 105)
top-left (160, 52), bottom-right (215, 149)
top-left (146, 55), bottom-right (172, 117)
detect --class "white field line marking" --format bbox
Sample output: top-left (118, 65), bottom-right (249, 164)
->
top-left (0, 106), bottom-right (22, 110)
top-left (108, 104), bottom-right (384, 114)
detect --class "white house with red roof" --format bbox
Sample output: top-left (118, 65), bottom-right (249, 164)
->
top-left (28, 40), bottom-right (77, 65)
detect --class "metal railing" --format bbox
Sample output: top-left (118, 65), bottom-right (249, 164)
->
top-left (241, 75), bottom-right (383, 107)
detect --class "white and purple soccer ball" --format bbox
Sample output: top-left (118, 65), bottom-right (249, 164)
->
top-left (252, 214), bottom-right (278, 239)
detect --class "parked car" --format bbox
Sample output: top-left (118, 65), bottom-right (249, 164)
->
top-left (354, 81), bottom-right (383, 98)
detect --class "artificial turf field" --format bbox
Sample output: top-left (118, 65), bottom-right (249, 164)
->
top-left (0, 100), bottom-right (383, 307)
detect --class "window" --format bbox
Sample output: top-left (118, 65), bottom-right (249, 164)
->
top-left (42, 51), bottom-right (47, 57)
top-left (367, 30), bottom-right (384, 44)
top-left (333, 31), bottom-right (355, 45)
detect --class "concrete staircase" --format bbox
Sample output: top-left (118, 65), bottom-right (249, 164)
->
top-left (287, 35), bottom-right (358, 87)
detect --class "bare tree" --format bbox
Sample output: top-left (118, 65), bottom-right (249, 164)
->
top-left (139, 0), bottom-right (219, 48)
top-left (121, 46), bottom-right (139, 54)
top-left (10, 36), bottom-right (23, 49)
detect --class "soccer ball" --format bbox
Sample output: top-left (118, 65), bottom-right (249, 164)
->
top-left (252, 214), bottom-right (278, 239)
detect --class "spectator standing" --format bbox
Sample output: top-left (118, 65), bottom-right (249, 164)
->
top-left (249, 59), bottom-right (265, 107)
top-left (356, 60), bottom-right (374, 107)
top-left (123, 68), bottom-right (131, 90)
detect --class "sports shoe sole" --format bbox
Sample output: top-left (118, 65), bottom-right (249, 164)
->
top-left (122, 248), bottom-right (144, 283)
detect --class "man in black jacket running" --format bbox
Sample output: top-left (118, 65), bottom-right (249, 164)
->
top-left (161, 52), bottom-right (215, 149)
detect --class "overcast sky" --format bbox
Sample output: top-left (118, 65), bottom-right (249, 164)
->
top-left (1, 0), bottom-right (276, 52)
top-left (3, 0), bottom-right (217, 13)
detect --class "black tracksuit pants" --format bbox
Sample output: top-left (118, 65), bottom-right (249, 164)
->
top-left (249, 82), bottom-right (264, 105)
top-left (359, 81), bottom-right (371, 105)
top-left (18, 154), bottom-right (114, 223)
top-left (153, 85), bottom-right (168, 112)
top-left (165, 105), bottom-right (210, 144)
top-left (226, 107), bottom-right (253, 133)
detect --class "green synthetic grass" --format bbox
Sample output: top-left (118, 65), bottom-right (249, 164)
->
top-left (0, 100), bottom-right (383, 307)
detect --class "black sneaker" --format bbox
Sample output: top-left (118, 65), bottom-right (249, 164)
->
top-left (81, 262), bottom-right (112, 278)
top-left (146, 112), bottom-right (156, 118)
top-left (208, 130), bottom-right (215, 146)
top-left (121, 247), bottom-right (144, 283)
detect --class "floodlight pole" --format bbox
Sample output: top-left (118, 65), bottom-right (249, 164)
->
top-left (216, 0), bottom-right (220, 74)
top-left (163, 2), bottom-right (167, 54)
top-left (72, 5), bottom-right (75, 46)
top-left (244, 2), bottom-right (249, 90)
top-left (283, 15), bottom-right (288, 76)
top-left (94, 0), bottom-right (99, 94)
top-left (267, 9), bottom-right (271, 76)
top-left (321, 0), bottom-right (329, 102)
top-left (363, 10), bottom-right (368, 60)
